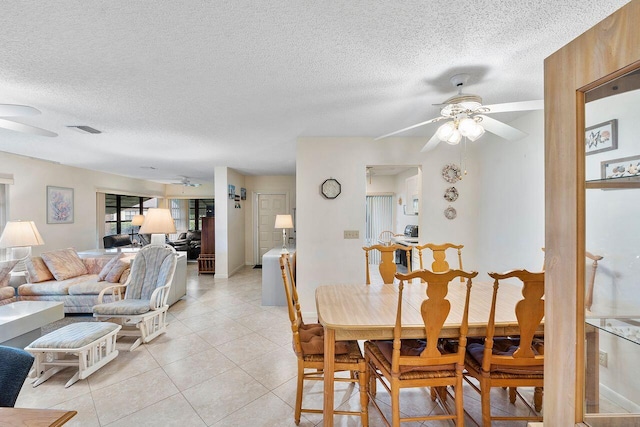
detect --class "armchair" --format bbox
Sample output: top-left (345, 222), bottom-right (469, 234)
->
top-left (92, 245), bottom-right (178, 351)
top-left (168, 230), bottom-right (201, 259)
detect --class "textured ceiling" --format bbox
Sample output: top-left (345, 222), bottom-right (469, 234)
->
top-left (0, 1), bottom-right (631, 184)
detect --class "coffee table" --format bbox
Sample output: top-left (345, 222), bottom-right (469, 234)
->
top-left (0, 301), bottom-right (64, 348)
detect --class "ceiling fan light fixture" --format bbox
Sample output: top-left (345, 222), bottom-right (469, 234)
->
top-left (457, 117), bottom-right (476, 136)
top-left (436, 121), bottom-right (456, 141)
top-left (466, 123), bottom-right (485, 141)
top-left (446, 129), bottom-right (462, 145)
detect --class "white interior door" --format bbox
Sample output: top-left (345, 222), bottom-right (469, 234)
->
top-left (257, 193), bottom-right (287, 265)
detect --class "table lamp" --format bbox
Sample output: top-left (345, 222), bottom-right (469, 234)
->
top-left (274, 214), bottom-right (294, 254)
top-left (138, 208), bottom-right (176, 246)
top-left (131, 214), bottom-right (145, 245)
top-left (0, 220), bottom-right (45, 271)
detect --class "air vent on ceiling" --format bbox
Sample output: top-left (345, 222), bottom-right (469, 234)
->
top-left (67, 125), bottom-right (102, 134)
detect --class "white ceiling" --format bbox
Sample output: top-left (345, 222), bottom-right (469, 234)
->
top-left (0, 1), bottom-right (631, 185)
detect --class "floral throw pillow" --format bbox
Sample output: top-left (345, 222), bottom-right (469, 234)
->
top-left (105, 259), bottom-right (130, 283)
top-left (41, 248), bottom-right (88, 281)
top-left (24, 257), bottom-right (55, 283)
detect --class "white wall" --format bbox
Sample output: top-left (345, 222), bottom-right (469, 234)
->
top-left (214, 166), bottom-right (247, 278)
top-left (0, 152), bottom-right (165, 254)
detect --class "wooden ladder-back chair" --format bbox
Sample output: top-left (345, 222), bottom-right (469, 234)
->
top-left (363, 244), bottom-right (412, 284)
top-left (463, 270), bottom-right (544, 426)
top-left (416, 243), bottom-right (464, 282)
top-left (279, 254), bottom-right (368, 426)
top-left (365, 269), bottom-right (478, 426)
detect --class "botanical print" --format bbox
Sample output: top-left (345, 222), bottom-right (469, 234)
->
top-left (586, 119), bottom-right (617, 155)
top-left (47, 186), bottom-right (74, 223)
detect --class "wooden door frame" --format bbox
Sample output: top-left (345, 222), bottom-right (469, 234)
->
top-left (544, 2), bottom-right (640, 425)
top-left (253, 191), bottom-right (290, 265)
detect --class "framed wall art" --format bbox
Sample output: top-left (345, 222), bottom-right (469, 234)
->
top-left (228, 184), bottom-right (235, 199)
top-left (586, 119), bottom-right (617, 155)
top-left (47, 186), bottom-right (74, 224)
top-left (600, 154), bottom-right (640, 179)
top-left (240, 187), bottom-right (246, 200)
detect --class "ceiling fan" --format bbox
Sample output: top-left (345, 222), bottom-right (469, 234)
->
top-left (376, 74), bottom-right (543, 152)
top-left (173, 176), bottom-right (202, 187)
top-left (0, 104), bottom-right (57, 137)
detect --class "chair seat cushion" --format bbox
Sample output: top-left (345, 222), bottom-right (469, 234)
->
top-left (298, 324), bottom-right (349, 355)
top-left (365, 340), bottom-right (457, 379)
top-left (466, 338), bottom-right (544, 376)
top-left (93, 299), bottom-right (151, 316)
top-left (27, 322), bottom-right (120, 349)
top-left (303, 339), bottom-right (364, 363)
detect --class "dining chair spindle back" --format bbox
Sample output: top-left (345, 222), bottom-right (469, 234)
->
top-left (416, 243), bottom-right (464, 282)
top-left (363, 244), bottom-right (411, 284)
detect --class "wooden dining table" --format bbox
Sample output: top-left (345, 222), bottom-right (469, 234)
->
top-left (316, 279), bottom-right (538, 427)
top-left (0, 408), bottom-right (77, 427)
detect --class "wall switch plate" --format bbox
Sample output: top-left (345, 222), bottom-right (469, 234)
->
top-left (599, 350), bottom-right (608, 367)
top-left (344, 230), bottom-right (359, 239)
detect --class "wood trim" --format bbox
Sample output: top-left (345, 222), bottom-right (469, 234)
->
top-left (544, 1), bottom-right (640, 425)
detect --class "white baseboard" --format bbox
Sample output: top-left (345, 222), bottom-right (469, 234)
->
top-left (600, 383), bottom-right (640, 413)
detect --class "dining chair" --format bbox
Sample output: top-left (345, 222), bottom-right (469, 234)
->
top-left (279, 254), bottom-right (368, 426)
top-left (378, 230), bottom-right (399, 246)
top-left (463, 269), bottom-right (544, 426)
top-left (363, 244), bottom-right (411, 284)
top-left (0, 345), bottom-right (34, 407)
top-left (415, 243), bottom-right (464, 282)
top-left (365, 268), bottom-right (478, 426)
top-left (93, 245), bottom-right (178, 351)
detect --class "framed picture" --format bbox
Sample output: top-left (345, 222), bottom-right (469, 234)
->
top-left (228, 184), bottom-right (235, 199)
top-left (240, 187), bottom-right (246, 200)
top-left (47, 186), bottom-right (74, 224)
top-left (586, 119), bottom-right (617, 155)
top-left (600, 155), bottom-right (640, 179)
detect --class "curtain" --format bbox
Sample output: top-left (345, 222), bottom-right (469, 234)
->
top-left (365, 195), bottom-right (393, 265)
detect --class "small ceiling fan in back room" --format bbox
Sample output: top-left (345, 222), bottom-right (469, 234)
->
top-left (0, 104), bottom-right (57, 137)
top-left (173, 176), bottom-right (202, 187)
top-left (376, 73), bottom-right (543, 152)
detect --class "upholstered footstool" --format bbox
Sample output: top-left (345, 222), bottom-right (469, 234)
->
top-left (25, 322), bottom-right (121, 388)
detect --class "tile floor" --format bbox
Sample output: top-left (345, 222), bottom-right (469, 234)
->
top-left (16, 264), bottom-right (541, 426)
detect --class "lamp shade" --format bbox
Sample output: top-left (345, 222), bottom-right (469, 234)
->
top-left (0, 221), bottom-right (45, 248)
top-left (275, 214), bottom-right (294, 229)
top-left (131, 214), bottom-right (145, 226)
top-left (138, 208), bottom-right (176, 234)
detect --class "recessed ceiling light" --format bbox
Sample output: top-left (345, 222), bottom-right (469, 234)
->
top-left (67, 125), bottom-right (102, 134)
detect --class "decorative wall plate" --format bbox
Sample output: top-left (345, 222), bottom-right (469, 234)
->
top-left (444, 186), bottom-right (459, 202)
top-left (442, 164), bottom-right (461, 183)
top-left (444, 206), bottom-right (457, 220)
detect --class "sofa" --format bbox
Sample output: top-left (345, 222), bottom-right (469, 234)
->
top-left (103, 234), bottom-right (133, 248)
top-left (0, 260), bottom-right (18, 306)
top-left (168, 230), bottom-right (201, 259)
top-left (17, 248), bottom-right (134, 313)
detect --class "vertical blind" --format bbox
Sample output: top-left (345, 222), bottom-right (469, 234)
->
top-left (365, 195), bottom-right (393, 265)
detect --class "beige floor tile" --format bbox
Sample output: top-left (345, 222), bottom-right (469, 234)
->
top-left (195, 319), bottom-right (254, 346)
top-left (162, 347), bottom-right (237, 391)
top-left (211, 392), bottom-right (314, 427)
top-left (235, 309), bottom-right (290, 331)
top-left (214, 332), bottom-right (280, 364)
top-left (51, 393), bottom-right (101, 427)
top-left (145, 331), bottom-right (213, 366)
top-left (87, 346), bottom-right (159, 391)
top-left (15, 370), bottom-right (91, 409)
top-left (177, 310), bottom-right (234, 333)
top-left (182, 367), bottom-right (269, 425)
top-left (172, 301), bottom-right (217, 320)
top-left (92, 367), bottom-right (179, 425)
top-left (103, 393), bottom-right (206, 427)
top-left (240, 346), bottom-right (298, 389)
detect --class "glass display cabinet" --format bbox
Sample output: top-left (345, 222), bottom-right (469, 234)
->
top-left (584, 70), bottom-right (640, 425)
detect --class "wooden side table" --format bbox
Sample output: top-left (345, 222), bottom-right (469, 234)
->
top-left (0, 407), bottom-right (77, 426)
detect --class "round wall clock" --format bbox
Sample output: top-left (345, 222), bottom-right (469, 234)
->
top-left (444, 186), bottom-right (459, 202)
top-left (321, 178), bottom-right (341, 199)
top-left (444, 206), bottom-right (457, 220)
top-left (442, 164), bottom-right (461, 183)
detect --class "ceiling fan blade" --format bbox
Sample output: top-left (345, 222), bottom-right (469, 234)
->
top-left (375, 117), bottom-right (442, 140)
top-left (0, 104), bottom-right (41, 117)
top-left (420, 132), bottom-right (441, 152)
top-left (478, 115), bottom-right (527, 141)
top-left (482, 99), bottom-right (544, 114)
top-left (0, 118), bottom-right (57, 137)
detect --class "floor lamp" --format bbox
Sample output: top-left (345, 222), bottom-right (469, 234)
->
top-left (275, 214), bottom-right (294, 254)
top-left (139, 208), bottom-right (176, 246)
top-left (0, 220), bottom-right (45, 272)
